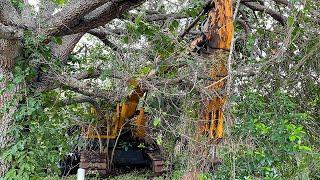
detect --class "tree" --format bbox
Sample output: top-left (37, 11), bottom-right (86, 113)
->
top-left (0, 0), bottom-right (146, 176)
top-left (1, 0), bottom-right (318, 178)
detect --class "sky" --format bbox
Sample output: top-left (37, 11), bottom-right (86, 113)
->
top-left (28, 0), bottom-right (38, 6)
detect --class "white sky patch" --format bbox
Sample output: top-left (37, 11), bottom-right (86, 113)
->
top-left (28, 0), bottom-right (39, 6)
top-left (27, 0), bottom-right (39, 11)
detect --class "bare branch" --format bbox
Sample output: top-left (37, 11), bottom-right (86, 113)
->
top-left (58, 95), bottom-right (100, 107)
top-left (33, 68), bottom-right (101, 94)
top-left (234, 66), bottom-right (258, 77)
top-left (88, 10), bottom-right (190, 41)
top-left (89, 29), bottom-right (119, 51)
top-left (127, 12), bottom-right (188, 22)
top-left (243, 2), bottom-right (287, 26)
top-left (235, 19), bottom-right (251, 35)
top-left (180, 0), bottom-right (213, 38)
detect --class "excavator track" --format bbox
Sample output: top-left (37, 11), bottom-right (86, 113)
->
top-left (79, 151), bottom-right (108, 176)
top-left (146, 151), bottom-right (165, 174)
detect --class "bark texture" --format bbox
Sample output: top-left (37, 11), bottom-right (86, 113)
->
top-left (0, 38), bottom-right (21, 177)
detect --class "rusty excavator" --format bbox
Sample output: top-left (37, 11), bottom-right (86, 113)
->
top-left (59, 0), bottom-right (233, 177)
top-left (79, 79), bottom-right (164, 175)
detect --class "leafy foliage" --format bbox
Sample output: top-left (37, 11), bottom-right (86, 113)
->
top-left (10, 0), bottom-right (24, 9)
top-left (214, 91), bottom-right (319, 179)
top-left (0, 33), bottom-right (80, 179)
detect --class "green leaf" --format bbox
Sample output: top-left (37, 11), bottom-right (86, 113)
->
top-left (287, 16), bottom-right (295, 26)
top-left (52, 0), bottom-right (65, 5)
top-left (52, 36), bottom-right (63, 45)
top-left (156, 135), bottom-right (163, 145)
top-left (169, 20), bottom-right (179, 32)
top-left (123, 36), bottom-right (129, 44)
top-left (289, 135), bottom-right (296, 142)
top-left (11, 0), bottom-right (25, 9)
top-left (298, 145), bottom-right (312, 151)
top-left (14, 74), bottom-right (25, 84)
top-left (139, 66), bottom-right (151, 76)
top-left (87, 67), bottom-right (95, 74)
top-left (0, 74), bottom-right (4, 82)
top-left (153, 117), bottom-right (161, 127)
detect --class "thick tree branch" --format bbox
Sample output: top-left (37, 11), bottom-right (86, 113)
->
top-left (33, 33), bottom-right (84, 92)
top-left (243, 2), bottom-right (287, 26)
top-left (45, 0), bottom-right (146, 36)
top-left (51, 33), bottom-right (85, 63)
top-left (39, 0), bottom-right (59, 20)
top-left (21, 2), bottom-right (36, 28)
top-left (57, 75), bottom-right (114, 101)
top-left (43, 0), bottom-right (110, 36)
top-left (75, 69), bottom-right (103, 80)
top-left (31, 33), bottom-right (83, 96)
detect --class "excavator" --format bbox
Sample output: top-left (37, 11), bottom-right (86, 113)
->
top-left (78, 79), bottom-right (164, 176)
top-left (60, 0), bottom-right (233, 177)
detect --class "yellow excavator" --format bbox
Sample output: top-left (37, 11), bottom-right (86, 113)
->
top-left (79, 79), bottom-right (164, 176)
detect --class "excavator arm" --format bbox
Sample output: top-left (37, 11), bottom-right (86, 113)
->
top-left (193, 0), bottom-right (233, 142)
top-left (84, 79), bottom-right (146, 139)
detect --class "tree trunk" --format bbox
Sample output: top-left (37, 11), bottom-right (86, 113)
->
top-left (0, 38), bottom-right (21, 177)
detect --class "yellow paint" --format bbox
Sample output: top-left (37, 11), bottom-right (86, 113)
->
top-left (216, 110), bottom-right (223, 139)
top-left (84, 79), bottom-right (146, 140)
top-left (133, 108), bottom-right (148, 138)
top-left (207, 0), bottom-right (233, 50)
top-left (194, 0), bottom-right (233, 142)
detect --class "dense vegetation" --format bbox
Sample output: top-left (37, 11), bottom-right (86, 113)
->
top-left (0, 0), bottom-right (319, 179)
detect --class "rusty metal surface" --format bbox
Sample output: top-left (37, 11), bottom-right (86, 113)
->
top-left (133, 108), bottom-right (148, 139)
top-left (146, 152), bottom-right (165, 174)
top-left (192, 0), bottom-right (233, 142)
top-left (83, 79), bottom-right (146, 140)
top-left (80, 152), bottom-right (108, 170)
